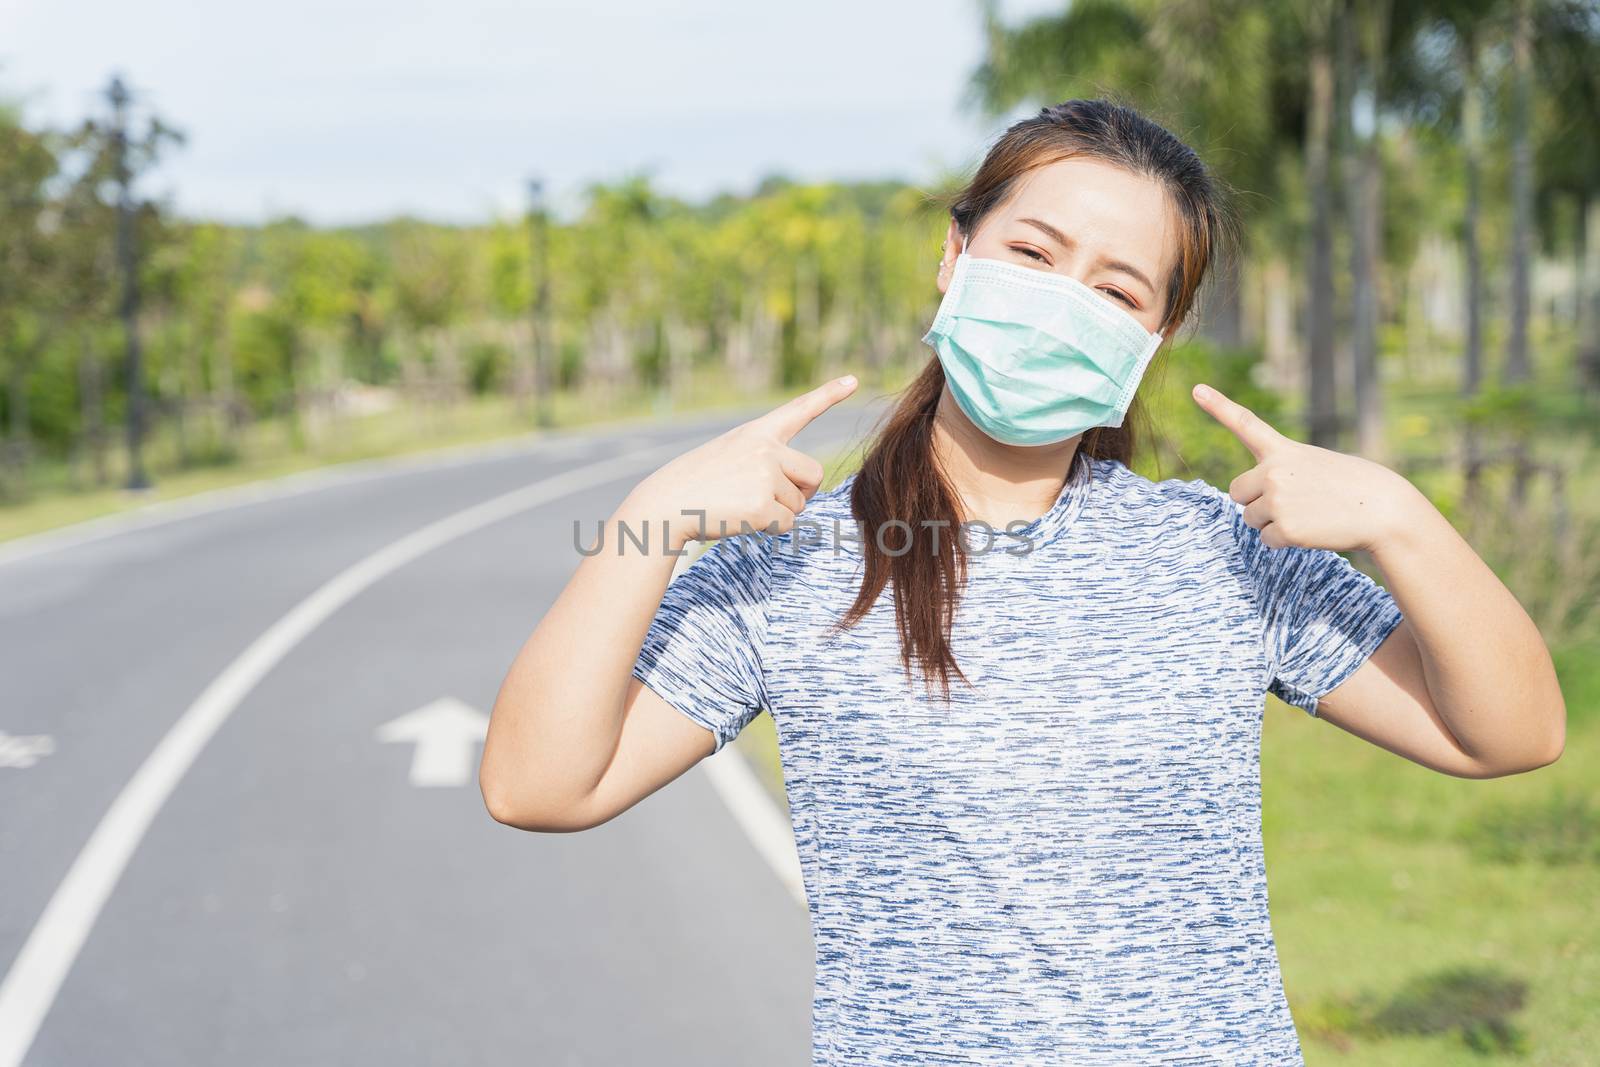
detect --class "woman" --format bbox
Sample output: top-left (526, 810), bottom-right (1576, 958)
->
top-left (480, 99), bottom-right (1566, 1064)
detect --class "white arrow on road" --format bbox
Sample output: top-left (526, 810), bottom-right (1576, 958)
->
top-left (376, 697), bottom-right (490, 787)
top-left (0, 731), bottom-right (55, 769)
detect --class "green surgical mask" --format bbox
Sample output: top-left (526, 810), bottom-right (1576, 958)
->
top-left (922, 234), bottom-right (1164, 447)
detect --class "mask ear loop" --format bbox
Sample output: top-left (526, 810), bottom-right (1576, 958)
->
top-left (1105, 329), bottom-right (1166, 428)
top-left (961, 233), bottom-right (968, 254)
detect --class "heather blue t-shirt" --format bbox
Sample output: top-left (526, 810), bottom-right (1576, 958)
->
top-left (632, 454), bottom-right (1404, 1065)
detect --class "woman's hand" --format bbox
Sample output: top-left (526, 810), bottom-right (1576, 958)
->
top-left (1191, 382), bottom-right (1428, 553)
top-left (633, 374), bottom-right (858, 551)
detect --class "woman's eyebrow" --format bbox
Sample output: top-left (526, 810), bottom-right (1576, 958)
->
top-left (1017, 216), bottom-right (1073, 250)
top-left (1016, 215), bottom-right (1156, 298)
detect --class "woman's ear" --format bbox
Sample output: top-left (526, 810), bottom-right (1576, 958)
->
top-left (936, 218), bottom-right (963, 295)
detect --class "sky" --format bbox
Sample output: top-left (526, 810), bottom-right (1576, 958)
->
top-left (1, 0), bottom-right (1063, 227)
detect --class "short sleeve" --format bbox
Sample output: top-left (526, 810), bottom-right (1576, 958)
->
top-left (1212, 484), bottom-right (1405, 717)
top-left (631, 531), bottom-right (773, 752)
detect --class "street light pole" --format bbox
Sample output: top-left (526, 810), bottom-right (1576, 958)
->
top-left (527, 178), bottom-right (554, 428)
top-left (109, 72), bottom-right (150, 490)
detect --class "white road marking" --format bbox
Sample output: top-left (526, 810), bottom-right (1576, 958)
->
top-left (0, 732), bottom-right (55, 769)
top-left (376, 697), bottom-right (490, 788)
top-left (0, 428), bottom-right (843, 1067)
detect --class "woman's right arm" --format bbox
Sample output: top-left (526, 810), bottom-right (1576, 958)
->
top-left (478, 375), bottom-right (855, 832)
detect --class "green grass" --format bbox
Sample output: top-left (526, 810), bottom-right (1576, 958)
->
top-left (1266, 654), bottom-right (1597, 1065)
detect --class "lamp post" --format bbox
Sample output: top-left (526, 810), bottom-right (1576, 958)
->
top-left (527, 178), bottom-right (553, 428)
top-left (109, 72), bottom-right (150, 490)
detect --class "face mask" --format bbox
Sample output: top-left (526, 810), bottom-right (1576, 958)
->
top-left (921, 233), bottom-right (1164, 447)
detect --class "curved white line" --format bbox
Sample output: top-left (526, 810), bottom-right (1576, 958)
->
top-left (0, 435), bottom-right (811, 1066)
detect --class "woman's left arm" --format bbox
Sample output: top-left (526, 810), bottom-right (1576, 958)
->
top-left (1194, 383), bottom-right (1566, 779)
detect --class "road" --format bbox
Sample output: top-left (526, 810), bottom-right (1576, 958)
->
top-left (0, 395), bottom-right (883, 1066)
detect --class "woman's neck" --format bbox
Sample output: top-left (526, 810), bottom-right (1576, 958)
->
top-left (928, 386), bottom-right (1083, 529)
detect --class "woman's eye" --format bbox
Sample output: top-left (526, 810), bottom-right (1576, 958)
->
top-left (1007, 248), bottom-right (1137, 308)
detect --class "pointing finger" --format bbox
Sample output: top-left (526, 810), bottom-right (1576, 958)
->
top-left (1192, 383), bottom-right (1284, 462)
top-left (754, 374), bottom-right (858, 444)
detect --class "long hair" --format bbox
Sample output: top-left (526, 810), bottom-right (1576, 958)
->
top-left (828, 98), bottom-right (1235, 702)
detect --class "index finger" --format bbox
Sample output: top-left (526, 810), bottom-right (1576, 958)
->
top-left (753, 374), bottom-right (858, 444)
top-left (1192, 383), bottom-right (1283, 462)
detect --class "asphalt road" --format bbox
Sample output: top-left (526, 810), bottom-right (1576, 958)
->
top-left (0, 395), bottom-right (885, 1067)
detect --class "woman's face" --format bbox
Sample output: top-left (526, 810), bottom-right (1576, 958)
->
top-left (936, 156), bottom-right (1177, 335)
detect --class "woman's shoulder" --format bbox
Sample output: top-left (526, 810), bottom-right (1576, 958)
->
top-left (1092, 457), bottom-right (1235, 525)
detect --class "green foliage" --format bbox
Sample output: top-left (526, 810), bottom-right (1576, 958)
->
top-left (1459, 380), bottom-right (1539, 435)
top-left (465, 338), bottom-right (510, 396)
top-left (1135, 338), bottom-right (1290, 487)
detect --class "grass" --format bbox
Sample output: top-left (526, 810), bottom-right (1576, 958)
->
top-left (1267, 654), bottom-right (1597, 1065)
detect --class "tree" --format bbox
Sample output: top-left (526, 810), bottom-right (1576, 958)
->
top-left (0, 112), bottom-right (63, 493)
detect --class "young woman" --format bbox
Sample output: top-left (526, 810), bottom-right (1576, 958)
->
top-left (480, 99), bottom-right (1566, 1064)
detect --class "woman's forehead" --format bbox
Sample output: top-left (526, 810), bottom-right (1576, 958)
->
top-left (996, 159), bottom-right (1176, 286)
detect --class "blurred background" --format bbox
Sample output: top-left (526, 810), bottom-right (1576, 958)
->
top-left (0, 1), bottom-right (1596, 1064)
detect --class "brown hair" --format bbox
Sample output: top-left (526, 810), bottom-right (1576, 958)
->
top-left (828, 98), bottom-right (1233, 701)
